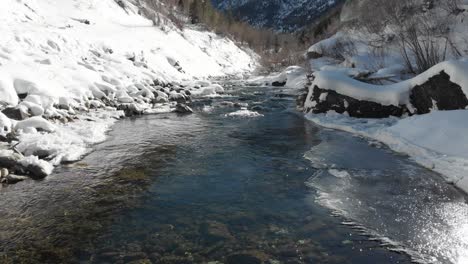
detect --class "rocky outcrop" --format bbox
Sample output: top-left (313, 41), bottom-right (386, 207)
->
top-left (306, 85), bottom-right (406, 118)
top-left (410, 71), bottom-right (468, 114)
top-left (303, 71), bottom-right (468, 118)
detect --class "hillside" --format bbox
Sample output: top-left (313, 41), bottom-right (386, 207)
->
top-left (0, 0), bottom-right (257, 179)
top-left (212, 0), bottom-right (344, 31)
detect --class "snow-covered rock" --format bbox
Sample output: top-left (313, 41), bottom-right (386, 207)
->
top-left (248, 66), bottom-right (308, 89)
top-left (15, 117), bottom-right (56, 133)
top-left (303, 59), bottom-right (468, 118)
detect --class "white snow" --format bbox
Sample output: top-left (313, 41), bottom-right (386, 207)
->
top-left (248, 66), bottom-right (308, 89)
top-left (225, 109), bottom-right (264, 118)
top-left (306, 110), bottom-right (468, 193)
top-left (0, 0), bottom-right (257, 178)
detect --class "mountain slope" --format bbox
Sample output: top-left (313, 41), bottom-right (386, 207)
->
top-left (212, 0), bottom-right (344, 31)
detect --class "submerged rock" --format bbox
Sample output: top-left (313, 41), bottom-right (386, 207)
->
top-left (226, 253), bottom-right (262, 264)
top-left (200, 221), bottom-right (234, 243)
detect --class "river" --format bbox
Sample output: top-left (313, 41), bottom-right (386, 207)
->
top-left (0, 83), bottom-right (466, 264)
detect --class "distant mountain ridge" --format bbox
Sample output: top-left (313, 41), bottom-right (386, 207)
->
top-left (211, 0), bottom-right (344, 32)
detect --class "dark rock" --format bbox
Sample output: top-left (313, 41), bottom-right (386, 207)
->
top-left (410, 71), bottom-right (468, 114)
top-left (0, 133), bottom-right (18, 143)
top-left (18, 93), bottom-right (28, 100)
top-left (306, 86), bottom-right (406, 118)
top-left (200, 221), bottom-right (234, 243)
top-left (117, 104), bottom-right (143, 117)
top-left (0, 174), bottom-right (27, 184)
top-left (0, 152), bottom-right (22, 169)
top-left (226, 254), bottom-right (262, 264)
top-left (24, 163), bottom-right (49, 180)
top-left (2, 107), bottom-right (29, 120)
top-left (169, 93), bottom-right (188, 103)
top-left (307, 51), bottom-right (323, 59)
top-left (272, 81), bottom-right (286, 87)
top-left (116, 0), bottom-right (126, 9)
top-left (175, 103), bottom-right (193, 114)
top-left (302, 71), bottom-right (468, 118)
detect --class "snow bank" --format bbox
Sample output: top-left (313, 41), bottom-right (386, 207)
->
top-left (0, 0), bottom-right (257, 179)
top-left (248, 66), bottom-right (308, 89)
top-left (306, 59), bottom-right (468, 108)
top-left (306, 110), bottom-right (468, 193)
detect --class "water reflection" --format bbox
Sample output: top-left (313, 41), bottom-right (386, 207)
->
top-left (305, 130), bottom-right (468, 263)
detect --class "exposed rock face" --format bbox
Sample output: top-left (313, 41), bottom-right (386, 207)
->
top-left (213, 0), bottom-right (344, 32)
top-left (306, 86), bottom-right (406, 118)
top-left (410, 71), bottom-right (468, 114)
top-left (303, 71), bottom-right (468, 118)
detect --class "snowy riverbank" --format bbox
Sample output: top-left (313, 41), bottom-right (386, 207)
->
top-left (306, 111), bottom-right (468, 194)
top-left (0, 0), bottom-right (257, 181)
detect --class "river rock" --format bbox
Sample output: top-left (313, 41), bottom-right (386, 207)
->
top-left (117, 103), bottom-right (143, 117)
top-left (271, 81), bottom-right (286, 87)
top-left (2, 107), bottom-right (29, 120)
top-left (200, 221), bottom-right (234, 243)
top-left (0, 174), bottom-right (28, 184)
top-left (23, 163), bottom-right (49, 180)
top-left (169, 92), bottom-right (188, 103)
top-left (226, 253), bottom-right (262, 264)
top-left (175, 103), bottom-right (193, 114)
top-left (306, 85), bottom-right (406, 118)
top-left (0, 151), bottom-right (23, 168)
top-left (0, 168), bottom-right (9, 177)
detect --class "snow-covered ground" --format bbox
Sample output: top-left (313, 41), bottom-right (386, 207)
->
top-left (247, 66), bottom-right (308, 89)
top-left (0, 0), bottom-right (257, 179)
top-left (306, 111), bottom-right (468, 194)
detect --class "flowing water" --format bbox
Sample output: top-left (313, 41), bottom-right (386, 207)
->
top-left (0, 83), bottom-right (466, 264)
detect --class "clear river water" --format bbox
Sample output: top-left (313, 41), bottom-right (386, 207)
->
top-left (0, 83), bottom-right (467, 264)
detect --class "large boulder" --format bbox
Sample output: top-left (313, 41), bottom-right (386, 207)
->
top-left (410, 71), bottom-right (468, 114)
top-left (303, 71), bottom-right (468, 118)
top-left (305, 85), bottom-right (406, 118)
